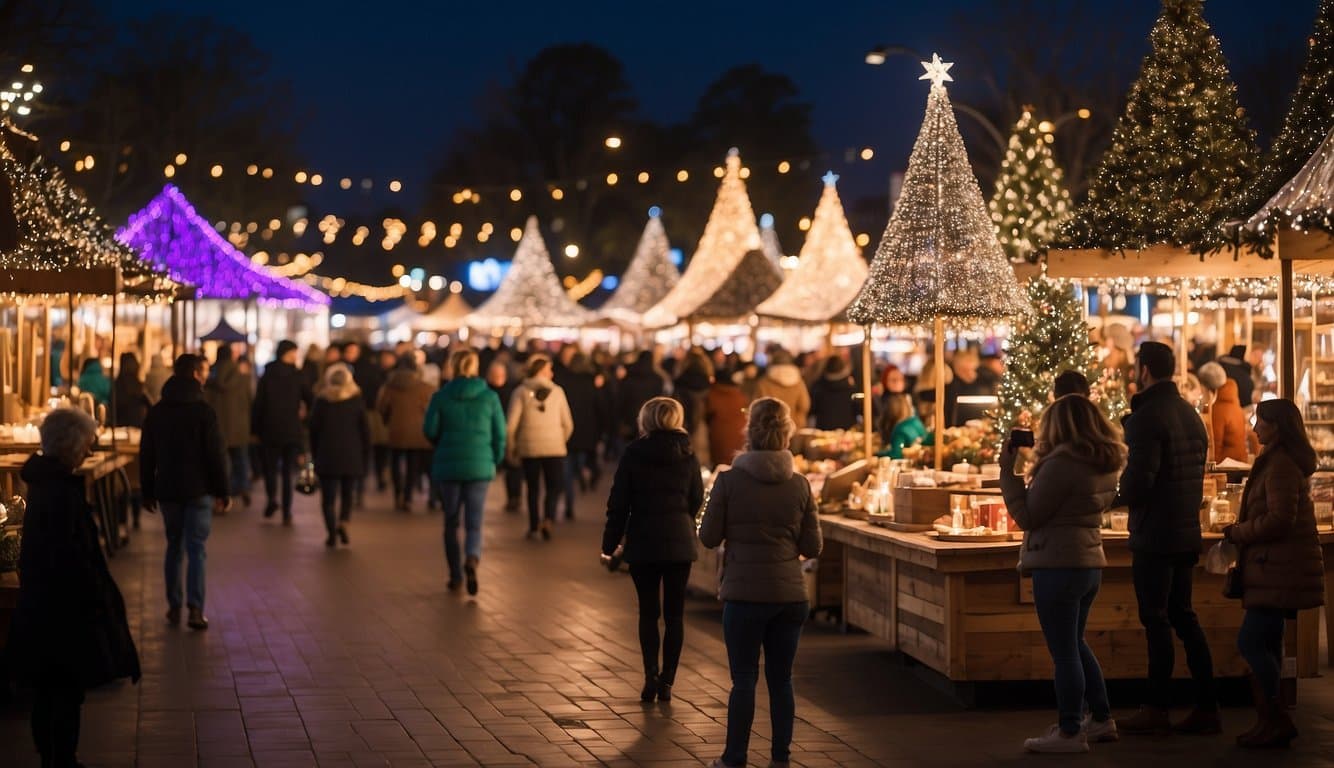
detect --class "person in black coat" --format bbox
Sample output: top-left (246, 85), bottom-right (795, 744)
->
top-left (309, 363), bottom-right (370, 548)
top-left (808, 356), bottom-right (858, 430)
top-left (601, 397), bottom-right (704, 703)
top-left (252, 340), bottom-right (312, 524)
top-left (5, 409), bottom-right (140, 767)
top-left (112, 351), bottom-right (148, 429)
top-left (1116, 341), bottom-right (1217, 735)
top-left (617, 351), bottom-right (666, 443)
top-left (141, 354), bottom-right (231, 631)
top-left (1217, 344), bottom-right (1256, 407)
top-left (561, 352), bottom-right (604, 520)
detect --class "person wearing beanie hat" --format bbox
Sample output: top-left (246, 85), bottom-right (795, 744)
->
top-left (808, 356), bottom-right (857, 430)
top-left (252, 340), bottom-right (312, 524)
top-left (1198, 361), bottom-right (1257, 463)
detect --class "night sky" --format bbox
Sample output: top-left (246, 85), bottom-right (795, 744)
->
top-left (108, 0), bottom-right (1318, 208)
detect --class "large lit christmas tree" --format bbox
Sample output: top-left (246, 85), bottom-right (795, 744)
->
top-left (995, 277), bottom-right (1128, 438)
top-left (757, 171), bottom-right (867, 322)
top-left (847, 54), bottom-right (1025, 325)
top-left (1059, 0), bottom-right (1257, 251)
top-left (989, 110), bottom-right (1072, 263)
top-left (599, 210), bottom-right (679, 324)
top-left (1207, 0), bottom-right (1333, 253)
top-left (466, 215), bottom-right (595, 328)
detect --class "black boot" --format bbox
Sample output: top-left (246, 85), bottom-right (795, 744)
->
top-left (656, 678), bottom-right (673, 703)
top-left (641, 669), bottom-right (659, 703)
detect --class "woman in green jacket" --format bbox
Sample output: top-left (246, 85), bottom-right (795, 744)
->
top-left (423, 349), bottom-right (506, 596)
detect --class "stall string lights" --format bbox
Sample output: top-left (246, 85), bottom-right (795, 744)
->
top-left (988, 110), bottom-right (1072, 264)
top-left (465, 215), bottom-right (596, 329)
top-left (117, 185), bottom-right (328, 309)
top-left (642, 149), bottom-right (765, 328)
top-left (847, 54), bottom-right (1026, 325)
top-left (303, 272), bottom-right (407, 302)
top-left (598, 211), bottom-right (679, 324)
top-left (757, 171), bottom-right (868, 323)
top-left (1058, 0), bottom-right (1257, 251)
top-left (1244, 125), bottom-right (1334, 246)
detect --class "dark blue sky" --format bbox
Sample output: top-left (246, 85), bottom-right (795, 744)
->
top-left (109, 0), bottom-right (1317, 207)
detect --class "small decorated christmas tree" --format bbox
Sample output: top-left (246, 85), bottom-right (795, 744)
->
top-left (466, 215), bottom-right (594, 328)
top-left (996, 277), bottom-right (1128, 438)
top-left (989, 110), bottom-right (1072, 263)
top-left (599, 211), bottom-right (679, 323)
top-left (1060, 0), bottom-right (1257, 251)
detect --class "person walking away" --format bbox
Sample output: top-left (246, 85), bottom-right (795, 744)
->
top-left (1223, 399), bottom-right (1325, 748)
top-left (561, 352), bottom-right (604, 520)
top-left (753, 349), bottom-right (810, 428)
top-left (140, 354), bottom-right (231, 630)
top-left (699, 397), bottom-right (822, 768)
top-left (1117, 341), bottom-right (1218, 735)
top-left (144, 350), bottom-right (171, 405)
top-left (507, 355), bottom-right (573, 540)
top-left (808, 356), bottom-right (857, 430)
top-left (1000, 395), bottom-right (1125, 753)
top-left (252, 340), bottom-right (311, 525)
top-left (486, 361), bottom-right (523, 512)
top-left (602, 397), bottom-right (703, 702)
top-left (366, 349), bottom-right (397, 491)
top-left (207, 344), bottom-right (254, 508)
top-left (5, 409), bottom-right (140, 768)
top-left (424, 349), bottom-right (505, 595)
top-left (674, 347), bottom-right (715, 464)
top-left (1198, 362), bottom-right (1258, 464)
top-left (705, 367), bottom-right (749, 468)
top-left (377, 355), bottom-right (435, 512)
top-left (342, 341), bottom-right (376, 507)
top-left (76, 357), bottom-right (111, 407)
top-left (618, 351), bottom-right (666, 446)
top-left (113, 352), bottom-right (148, 429)
top-left (309, 363), bottom-right (369, 548)
top-left (300, 343), bottom-right (327, 394)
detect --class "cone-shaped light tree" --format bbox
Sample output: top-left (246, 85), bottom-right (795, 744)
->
top-left (757, 171), bottom-right (868, 322)
top-left (599, 210), bottom-right (679, 324)
top-left (642, 149), bottom-right (764, 328)
top-left (995, 277), bottom-right (1129, 440)
top-left (847, 54), bottom-right (1025, 325)
top-left (466, 215), bottom-right (595, 329)
top-left (988, 110), bottom-right (1072, 263)
top-left (1060, 0), bottom-right (1257, 251)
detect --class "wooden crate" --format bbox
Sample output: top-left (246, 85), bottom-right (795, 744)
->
top-left (892, 486), bottom-right (1001, 525)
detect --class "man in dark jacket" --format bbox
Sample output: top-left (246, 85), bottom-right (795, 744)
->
top-left (1217, 344), bottom-right (1255, 407)
top-left (252, 340), bottom-right (312, 524)
top-left (207, 345), bottom-right (254, 507)
top-left (141, 354), bottom-right (230, 631)
top-left (618, 351), bottom-right (666, 441)
top-left (486, 360), bottom-right (523, 512)
top-left (1117, 341), bottom-right (1217, 735)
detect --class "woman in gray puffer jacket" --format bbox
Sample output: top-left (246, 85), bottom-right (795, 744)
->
top-left (999, 394), bottom-right (1126, 754)
top-left (699, 397), bottom-right (821, 768)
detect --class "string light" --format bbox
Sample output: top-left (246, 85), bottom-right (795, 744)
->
top-left (466, 216), bottom-right (596, 328)
top-left (175, 153), bottom-right (187, 165)
top-left (210, 164), bottom-right (223, 178)
top-left (757, 171), bottom-right (868, 323)
top-left (848, 55), bottom-right (1025, 325)
top-left (389, 179), bottom-right (402, 192)
top-left (509, 188), bottom-right (522, 201)
top-left (599, 211), bottom-right (679, 325)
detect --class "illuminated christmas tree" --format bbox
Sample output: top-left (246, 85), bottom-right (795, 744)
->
top-left (1212, 0), bottom-right (1334, 253)
top-left (599, 210), bottom-right (678, 324)
top-left (847, 54), bottom-right (1024, 325)
top-left (995, 277), bottom-right (1128, 439)
top-left (988, 110), bottom-right (1072, 263)
top-left (642, 149), bottom-right (764, 327)
top-left (757, 171), bottom-right (867, 322)
top-left (1060, 0), bottom-right (1257, 251)
top-left (466, 215), bottom-right (595, 328)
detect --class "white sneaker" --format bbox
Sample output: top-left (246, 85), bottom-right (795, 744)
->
top-left (1024, 724), bottom-right (1089, 754)
top-left (1082, 714), bottom-right (1119, 743)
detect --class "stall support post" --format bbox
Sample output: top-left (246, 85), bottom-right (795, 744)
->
top-left (1178, 281), bottom-right (1190, 377)
top-left (934, 317), bottom-right (945, 471)
top-left (1279, 258), bottom-right (1296, 400)
top-left (861, 325), bottom-right (873, 460)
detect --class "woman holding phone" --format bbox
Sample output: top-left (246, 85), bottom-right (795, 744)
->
top-left (999, 395), bottom-right (1126, 753)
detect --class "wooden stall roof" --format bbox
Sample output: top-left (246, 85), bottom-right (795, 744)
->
top-left (1047, 243), bottom-right (1334, 280)
top-left (0, 266), bottom-right (121, 295)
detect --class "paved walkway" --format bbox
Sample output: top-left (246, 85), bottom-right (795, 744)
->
top-left (3, 476), bottom-right (1334, 767)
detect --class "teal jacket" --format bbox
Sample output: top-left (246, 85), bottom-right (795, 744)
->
top-left (77, 360), bottom-right (112, 407)
top-left (423, 377), bottom-right (506, 482)
top-left (881, 415), bottom-right (928, 459)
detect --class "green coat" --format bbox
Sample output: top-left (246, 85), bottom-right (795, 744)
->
top-left (885, 415), bottom-right (928, 459)
top-left (77, 360), bottom-right (112, 407)
top-left (423, 377), bottom-right (506, 483)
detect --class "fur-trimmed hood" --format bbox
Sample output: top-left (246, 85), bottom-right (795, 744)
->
top-left (764, 363), bottom-right (803, 389)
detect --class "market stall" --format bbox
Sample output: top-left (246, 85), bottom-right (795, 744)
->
top-left (465, 215), bottom-right (595, 337)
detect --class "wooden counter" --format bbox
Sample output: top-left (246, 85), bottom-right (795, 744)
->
top-left (822, 514), bottom-right (1334, 683)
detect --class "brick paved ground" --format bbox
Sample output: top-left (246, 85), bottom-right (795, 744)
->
top-left (3, 478), bottom-right (1333, 767)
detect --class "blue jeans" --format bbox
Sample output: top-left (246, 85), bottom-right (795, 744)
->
top-left (1032, 568), bottom-right (1111, 735)
top-left (439, 480), bottom-right (489, 582)
top-left (161, 497), bottom-right (212, 611)
top-left (1238, 608), bottom-right (1286, 699)
top-left (721, 601), bottom-right (808, 766)
top-left (227, 446), bottom-right (249, 497)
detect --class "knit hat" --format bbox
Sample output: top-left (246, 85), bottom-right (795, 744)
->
top-left (275, 340), bottom-right (298, 360)
top-left (823, 356), bottom-right (849, 379)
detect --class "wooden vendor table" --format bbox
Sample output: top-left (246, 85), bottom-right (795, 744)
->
top-left (0, 452), bottom-right (134, 557)
top-left (822, 514), bottom-right (1334, 684)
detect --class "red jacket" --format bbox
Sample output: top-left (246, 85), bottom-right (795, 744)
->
top-left (1210, 379), bottom-right (1256, 463)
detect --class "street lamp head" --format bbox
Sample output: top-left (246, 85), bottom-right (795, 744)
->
top-left (865, 46), bottom-right (887, 65)
top-left (1077, 108), bottom-right (1091, 119)
top-left (604, 136), bottom-right (622, 149)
